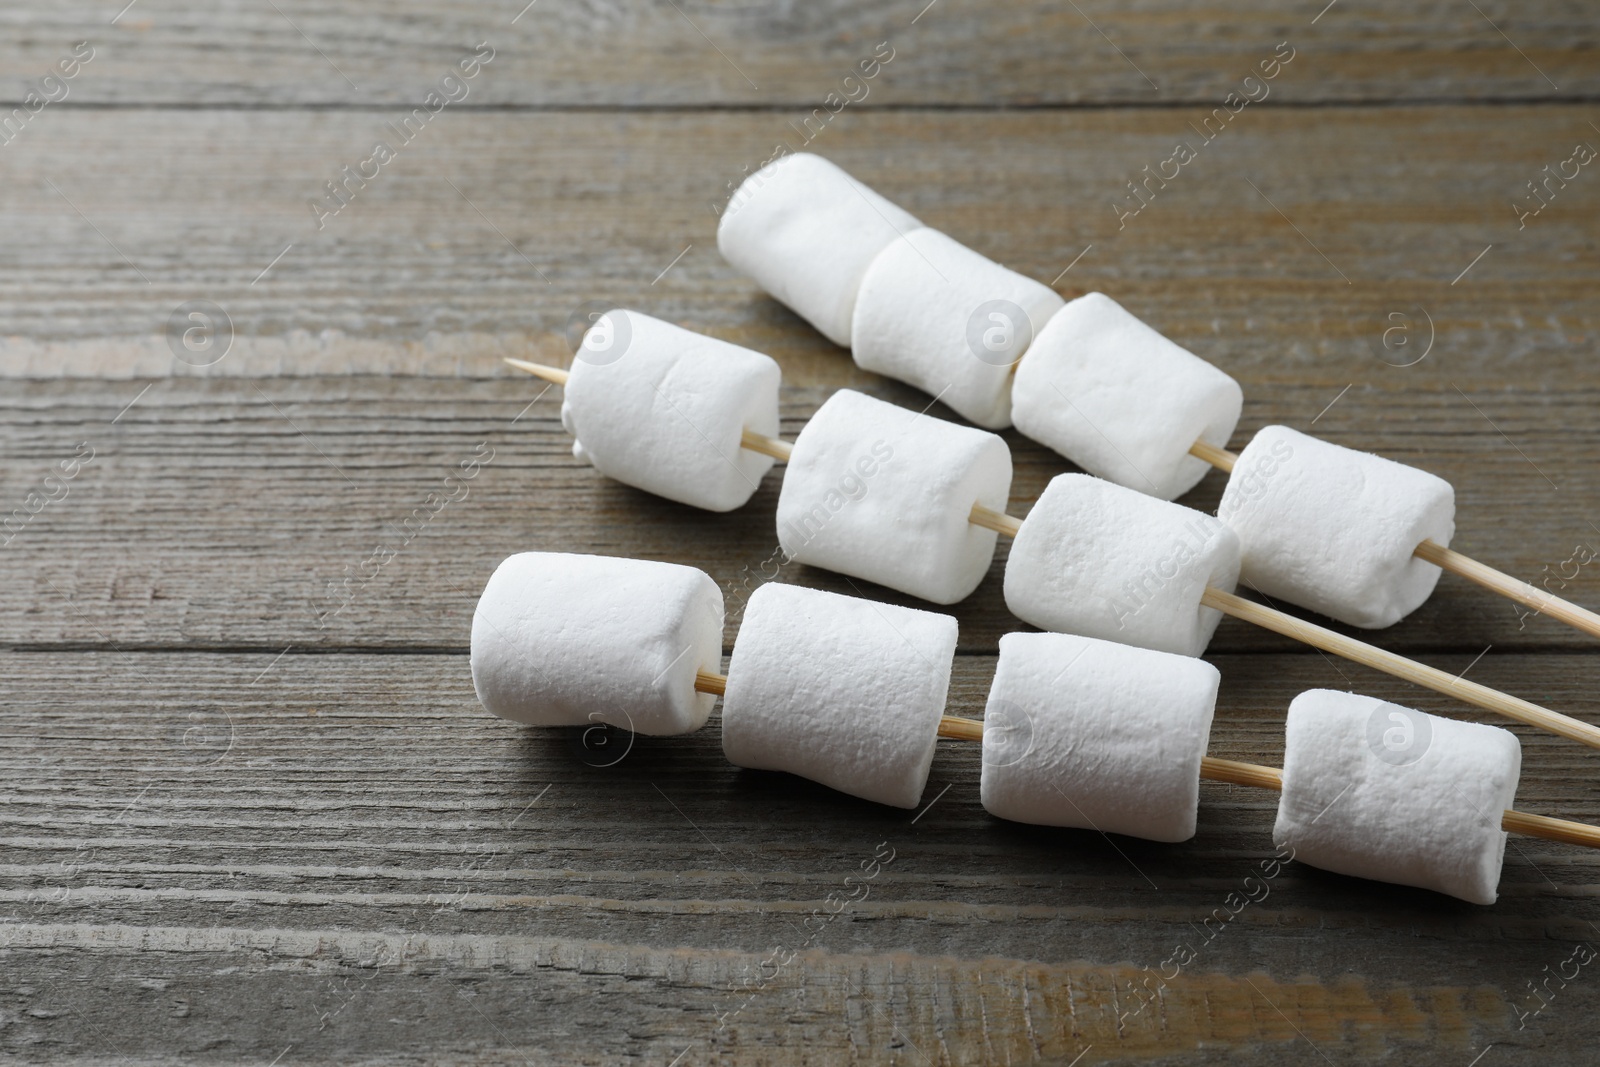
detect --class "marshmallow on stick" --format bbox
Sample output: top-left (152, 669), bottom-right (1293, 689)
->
top-left (1011, 292), bottom-right (1243, 500)
top-left (721, 581), bottom-right (958, 808)
top-left (1188, 431), bottom-right (1600, 639)
top-left (528, 309), bottom-right (781, 512)
top-left (851, 227), bottom-right (1063, 428)
top-left (777, 389), bottom-right (1012, 604)
top-left (980, 631), bottom-right (1219, 842)
top-left (471, 551), bottom-right (724, 736)
top-left (717, 152), bottom-right (922, 348)
top-left (1273, 689), bottom-right (1519, 904)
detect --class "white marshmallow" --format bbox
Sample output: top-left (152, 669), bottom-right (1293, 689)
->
top-left (1273, 689), bottom-right (1520, 905)
top-left (851, 228), bottom-right (1065, 429)
top-left (981, 632), bottom-right (1219, 842)
top-left (717, 153), bottom-right (922, 347)
top-left (470, 552), bottom-right (724, 736)
top-left (1004, 474), bottom-right (1241, 657)
top-left (721, 582), bottom-right (958, 808)
top-left (1011, 293), bottom-right (1243, 500)
top-left (777, 389), bottom-right (1013, 605)
top-left (1217, 425), bottom-right (1456, 628)
top-left (560, 309), bottom-right (781, 513)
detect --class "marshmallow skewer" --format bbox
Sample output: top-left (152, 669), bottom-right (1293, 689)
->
top-left (673, 674), bottom-right (1600, 851)
top-left (689, 675), bottom-right (1600, 852)
top-left (507, 357), bottom-right (1600, 751)
top-left (1187, 439), bottom-right (1600, 642)
top-left (473, 555), bottom-right (1589, 903)
top-left (512, 352), bottom-right (1600, 642)
top-left (929, 709), bottom-right (1600, 851)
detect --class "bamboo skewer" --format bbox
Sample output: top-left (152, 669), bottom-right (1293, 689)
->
top-left (739, 429), bottom-right (793, 462)
top-left (506, 357), bottom-right (1600, 748)
top-left (694, 669), bottom-right (727, 697)
top-left (682, 675), bottom-right (1600, 850)
top-left (1187, 440), bottom-right (1600, 642)
top-left (504, 357), bottom-right (570, 386)
top-left (938, 714), bottom-right (1600, 850)
top-left (1198, 587), bottom-right (1600, 748)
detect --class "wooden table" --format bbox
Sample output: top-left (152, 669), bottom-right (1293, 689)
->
top-left (2, 2), bottom-right (1598, 1062)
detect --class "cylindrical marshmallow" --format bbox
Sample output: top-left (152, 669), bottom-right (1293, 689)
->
top-left (1004, 474), bottom-right (1241, 657)
top-left (717, 153), bottom-right (922, 347)
top-left (721, 582), bottom-right (958, 808)
top-left (470, 552), bottom-right (724, 736)
top-left (560, 309), bottom-right (781, 512)
top-left (777, 389), bottom-right (1013, 605)
top-left (851, 228), bottom-right (1065, 429)
top-left (1216, 425), bottom-right (1456, 628)
top-left (1011, 292), bottom-right (1243, 500)
top-left (981, 632), bottom-right (1220, 842)
top-left (1273, 689), bottom-right (1521, 905)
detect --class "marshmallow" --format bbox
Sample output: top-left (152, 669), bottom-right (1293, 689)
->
top-left (471, 552), bottom-right (724, 736)
top-left (1217, 426), bottom-right (1456, 628)
top-left (852, 228), bottom-right (1065, 429)
top-left (980, 632), bottom-right (1219, 842)
top-left (1005, 474), bottom-right (1241, 657)
top-left (717, 153), bottom-right (922, 347)
top-left (721, 582), bottom-right (957, 808)
top-left (777, 389), bottom-right (1013, 605)
top-left (1011, 293), bottom-right (1243, 500)
top-left (1274, 689), bottom-right (1520, 905)
top-left (560, 309), bottom-right (781, 513)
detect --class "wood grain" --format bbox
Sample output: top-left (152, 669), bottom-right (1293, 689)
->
top-left (2, 1), bottom-right (1597, 108)
top-left (0, 107), bottom-right (1595, 382)
top-left (2, 651), bottom-right (1597, 1062)
top-left (5, 1), bottom-right (1600, 1060)
top-left (5, 377), bottom-right (1600, 662)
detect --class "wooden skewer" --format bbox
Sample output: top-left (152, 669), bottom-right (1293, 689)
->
top-left (969, 501), bottom-right (1600, 750)
top-left (739, 429), bottom-right (793, 462)
top-left (1187, 440), bottom-right (1600, 642)
top-left (926, 712), bottom-right (1600, 850)
top-left (1199, 587), bottom-right (1600, 748)
top-left (504, 357), bottom-right (569, 386)
top-left (1187, 438), bottom-right (1237, 473)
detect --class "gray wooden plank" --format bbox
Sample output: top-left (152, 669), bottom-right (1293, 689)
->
top-left (0, 107), bottom-right (1592, 383)
top-left (1, 9), bottom-right (1597, 1061)
top-left (4, 376), bottom-right (1600, 656)
top-left (1, 1), bottom-right (1595, 108)
top-left (1, 650), bottom-right (1596, 1062)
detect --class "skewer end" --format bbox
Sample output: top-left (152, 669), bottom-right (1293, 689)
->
top-left (504, 357), bottom-right (571, 386)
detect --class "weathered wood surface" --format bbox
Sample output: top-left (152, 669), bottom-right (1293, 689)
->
top-left (5, 376), bottom-right (1600, 663)
top-left (2, 1), bottom-right (1596, 107)
top-left (3, 652), bottom-right (1600, 1064)
top-left (0, 107), bottom-right (1596, 379)
top-left (4, 1), bottom-right (1600, 1062)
